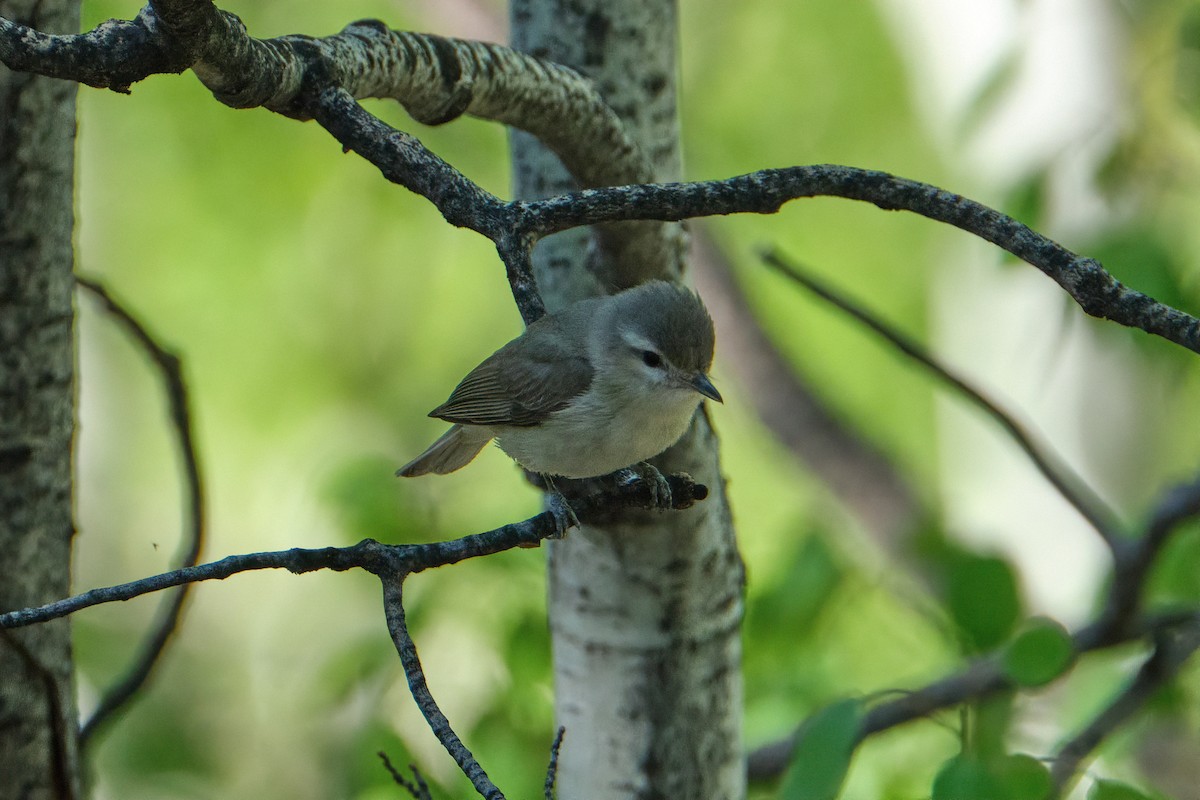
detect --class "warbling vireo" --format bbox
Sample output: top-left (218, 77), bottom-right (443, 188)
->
top-left (397, 280), bottom-right (722, 480)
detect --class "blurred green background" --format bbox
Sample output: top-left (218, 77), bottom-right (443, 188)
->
top-left (70, 1), bottom-right (1200, 798)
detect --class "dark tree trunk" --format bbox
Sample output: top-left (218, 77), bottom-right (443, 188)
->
top-left (0, 1), bottom-right (81, 797)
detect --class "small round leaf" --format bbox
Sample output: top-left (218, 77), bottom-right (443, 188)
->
top-left (1002, 617), bottom-right (1075, 687)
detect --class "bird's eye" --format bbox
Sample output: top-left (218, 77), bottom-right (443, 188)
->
top-left (641, 350), bottom-right (663, 368)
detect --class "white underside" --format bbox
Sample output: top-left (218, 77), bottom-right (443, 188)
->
top-left (493, 384), bottom-right (702, 478)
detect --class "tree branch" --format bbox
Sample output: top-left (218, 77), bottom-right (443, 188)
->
top-left (381, 578), bottom-right (504, 800)
top-left (691, 232), bottom-right (922, 550)
top-left (0, 6), bottom-right (648, 182)
top-left (74, 275), bottom-right (207, 745)
top-left (6, 12), bottom-right (1197, 351)
top-left (745, 609), bottom-right (1199, 782)
top-left (758, 248), bottom-right (1125, 549)
top-left (516, 169), bottom-right (1200, 354)
top-left (1049, 621), bottom-right (1200, 793)
top-left (378, 753), bottom-right (433, 800)
top-left (544, 727), bottom-right (566, 800)
top-left (0, 473), bottom-right (706, 630)
top-left (1102, 474), bottom-right (1200, 636)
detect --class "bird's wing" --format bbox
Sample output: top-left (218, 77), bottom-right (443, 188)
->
top-left (430, 315), bottom-right (593, 427)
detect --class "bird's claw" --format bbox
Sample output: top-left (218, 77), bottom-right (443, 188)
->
top-left (615, 462), bottom-right (674, 510)
top-left (546, 490), bottom-right (579, 537)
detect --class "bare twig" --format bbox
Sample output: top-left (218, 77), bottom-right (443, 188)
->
top-left (381, 578), bottom-right (504, 800)
top-left (1049, 621), bottom-right (1200, 794)
top-left (1104, 475), bottom-right (1200, 633)
top-left (516, 172), bottom-right (1200, 354)
top-left (691, 232), bottom-right (921, 548)
top-left (74, 275), bottom-right (206, 745)
top-left (544, 727), bottom-right (566, 800)
top-left (378, 752), bottom-right (434, 800)
top-left (759, 248), bottom-right (1126, 549)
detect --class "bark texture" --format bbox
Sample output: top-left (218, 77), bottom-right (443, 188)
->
top-left (510, 2), bottom-right (745, 799)
top-left (0, 0), bottom-right (81, 797)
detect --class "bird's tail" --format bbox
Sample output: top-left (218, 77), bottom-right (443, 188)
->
top-left (396, 424), bottom-right (492, 477)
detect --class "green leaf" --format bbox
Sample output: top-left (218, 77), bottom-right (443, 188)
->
top-left (932, 754), bottom-right (990, 800)
top-left (912, 526), bottom-right (1022, 653)
top-left (1146, 519), bottom-right (1200, 606)
top-left (945, 554), bottom-right (1021, 653)
top-left (1089, 779), bottom-right (1156, 800)
top-left (778, 699), bottom-right (864, 800)
top-left (1002, 617), bottom-right (1076, 687)
top-left (996, 754), bottom-right (1053, 800)
top-left (933, 753), bottom-right (1051, 800)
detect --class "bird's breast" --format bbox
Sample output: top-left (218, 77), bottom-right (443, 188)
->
top-left (492, 386), bottom-right (700, 478)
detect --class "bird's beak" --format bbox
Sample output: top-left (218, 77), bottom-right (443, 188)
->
top-left (690, 372), bottom-right (723, 403)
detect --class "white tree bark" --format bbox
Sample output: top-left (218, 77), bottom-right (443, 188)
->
top-left (510, 3), bottom-right (745, 798)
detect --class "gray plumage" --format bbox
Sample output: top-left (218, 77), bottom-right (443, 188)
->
top-left (398, 281), bottom-right (719, 479)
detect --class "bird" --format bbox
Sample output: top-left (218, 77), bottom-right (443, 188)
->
top-left (397, 280), bottom-right (722, 481)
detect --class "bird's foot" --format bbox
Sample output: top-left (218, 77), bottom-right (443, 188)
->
top-left (545, 479), bottom-right (579, 537)
top-left (615, 462), bottom-right (673, 510)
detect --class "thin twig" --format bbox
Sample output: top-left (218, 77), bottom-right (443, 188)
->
top-left (381, 578), bottom-right (504, 800)
top-left (1049, 621), bottom-right (1200, 793)
top-left (378, 752), bottom-right (433, 800)
top-left (544, 727), bottom-right (566, 800)
top-left (691, 231), bottom-right (921, 547)
top-left (74, 275), bottom-right (206, 745)
top-left (759, 248), bottom-right (1126, 550)
top-left (1103, 475), bottom-right (1200, 633)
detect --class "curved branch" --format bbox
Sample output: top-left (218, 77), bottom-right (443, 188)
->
top-left (759, 249), bottom-right (1125, 548)
top-left (74, 276), bottom-right (207, 745)
top-left (0, 8), bottom-right (189, 92)
top-left (518, 167), bottom-right (1200, 354)
top-left (7, 15), bottom-right (1195, 350)
top-left (0, 6), bottom-right (649, 185)
top-left (1103, 474), bottom-right (1200, 634)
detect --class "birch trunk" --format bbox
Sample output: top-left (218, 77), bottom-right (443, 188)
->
top-left (0, 1), bottom-right (81, 797)
top-left (509, 2), bottom-right (745, 798)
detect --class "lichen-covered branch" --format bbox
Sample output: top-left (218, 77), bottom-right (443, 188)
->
top-left (4, 11), bottom-right (1197, 352)
top-left (0, 3), bottom-right (649, 186)
top-left (517, 170), bottom-right (1200, 354)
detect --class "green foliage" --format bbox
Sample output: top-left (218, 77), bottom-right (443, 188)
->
top-left (1001, 617), bottom-right (1076, 688)
top-left (1146, 518), bottom-right (1200, 606)
top-left (778, 699), bottom-right (864, 800)
top-left (1088, 779), bottom-right (1159, 800)
top-left (916, 527), bottom-right (1022, 654)
top-left (931, 753), bottom-right (1051, 800)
